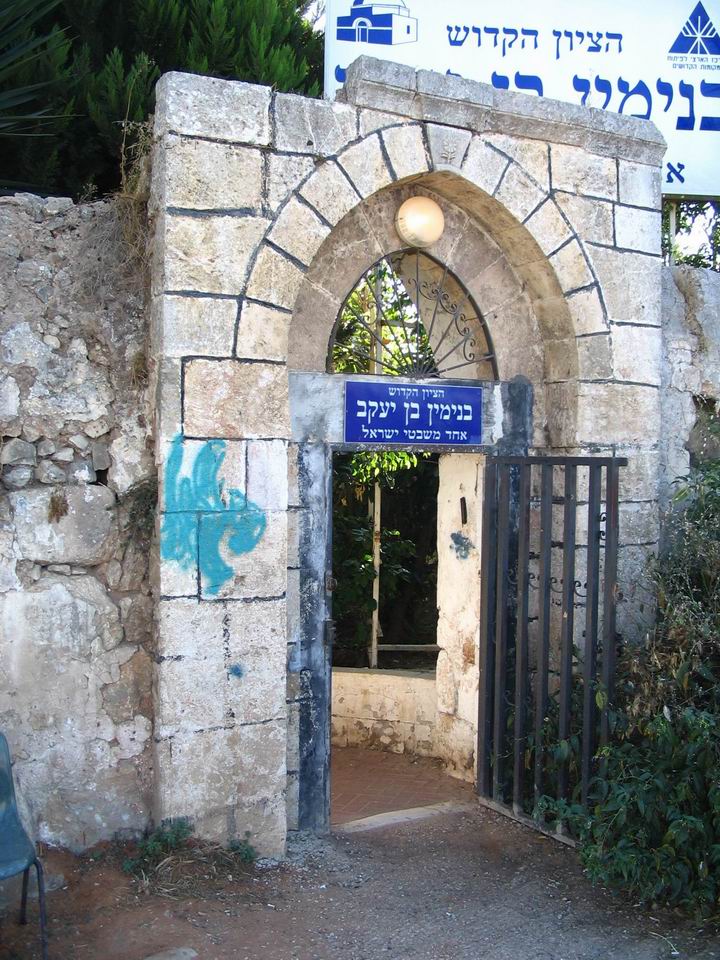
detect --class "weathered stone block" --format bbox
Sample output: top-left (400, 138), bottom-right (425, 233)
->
top-left (1, 438), bottom-right (35, 466)
top-left (554, 192), bottom-right (614, 245)
top-left (300, 161), bottom-right (361, 227)
top-left (236, 301), bottom-right (289, 362)
top-left (551, 144), bottom-right (617, 200)
top-left (154, 295), bottom-right (237, 359)
top-left (461, 137), bottom-right (509, 197)
top-left (338, 135), bottom-right (393, 198)
top-left (485, 133), bottom-right (550, 190)
top-left (164, 136), bottom-right (263, 211)
top-left (576, 382), bottom-right (660, 446)
top-left (589, 247), bottom-right (662, 326)
top-left (268, 197), bottom-right (330, 267)
top-left (611, 324), bottom-right (662, 385)
top-left (566, 287), bottom-right (607, 335)
top-left (163, 214), bottom-right (269, 296)
top-left (381, 123), bottom-right (428, 181)
top-left (184, 359), bottom-right (289, 439)
top-left (577, 333), bottom-right (613, 380)
top-left (0, 374), bottom-right (20, 424)
top-left (35, 460), bottom-right (66, 484)
top-left (155, 72), bottom-right (271, 145)
top-left (246, 440), bottom-right (288, 511)
top-left (245, 245), bottom-right (305, 312)
top-left (267, 154), bottom-right (315, 213)
top-left (10, 485), bottom-right (118, 564)
top-left (494, 163), bottom-right (545, 223)
top-left (359, 108), bottom-right (405, 135)
top-left (154, 721), bottom-right (286, 854)
top-left (274, 94), bottom-right (357, 155)
top-left (0, 575), bottom-right (149, 850)
top-left (200, 509), bottom-right (286, 600)
top-left (161, 436), bottom-right (247, 513)
top-left (3, 465), bottom-right (33, 489)
top-left (157, 599), bottom-right (286, 729)
top-left (614, 205), bottom-right (661, 255)
top-left (548, 239), bottom-right (593, 294)
top-left (426, 124), bottom-right (470, 171)
top-left (618, 160), bottom-right (662, 209)
top-left (524, 199), bottom-right (572, 256)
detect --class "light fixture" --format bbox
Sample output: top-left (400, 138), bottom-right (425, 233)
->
top-left (395, 196), bottom-right (445, 248)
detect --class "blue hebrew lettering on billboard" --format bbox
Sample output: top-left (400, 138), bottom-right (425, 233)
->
top-left (344, 380), bottom-right (482, 446)
top-left (336, 0), bottom-right (418, 46)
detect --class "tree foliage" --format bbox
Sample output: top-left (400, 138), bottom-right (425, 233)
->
top-left (1, 0), bottom-right (322, 196)
top-left (663, 199), bottom-right (720, 272)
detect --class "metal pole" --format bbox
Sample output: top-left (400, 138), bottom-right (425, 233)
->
top-left (369, 266), bottom-right (383, 669)
top-left (669, 200), bottom-right (677, 265)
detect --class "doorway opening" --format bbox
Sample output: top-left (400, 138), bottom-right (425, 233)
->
top-left (326, 250), bottom-right (493, 827)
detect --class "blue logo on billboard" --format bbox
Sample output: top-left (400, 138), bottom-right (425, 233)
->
top-left (669, 2), bottom-right (720, 55)
top-left (336, 0), bottom-right (418, 46)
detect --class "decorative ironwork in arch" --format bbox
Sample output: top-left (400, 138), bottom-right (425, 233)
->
top-left (328, 250), bottom-right (497, 380)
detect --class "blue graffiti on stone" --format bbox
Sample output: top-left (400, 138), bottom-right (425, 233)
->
top-left (161, 435), bottom-right (266, 596)
top-left (450, 531), bottom-right (474, 560)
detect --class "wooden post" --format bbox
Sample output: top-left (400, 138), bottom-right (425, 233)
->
top-left (369, 265), bottom-right (383, 669)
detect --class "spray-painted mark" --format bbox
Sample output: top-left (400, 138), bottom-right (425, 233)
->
top-left (450, 531), bottom-right (474, 559)
top-left (161, 435), bottom-right (266, 596)
top-left (228, 663), bottom-right (244, 679)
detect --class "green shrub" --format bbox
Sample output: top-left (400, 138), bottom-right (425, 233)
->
top-left (540, 709), bottom-right (720, 915)
top-left (122, 817), bottom-right (193, 874)
top-left (229, 832), bottom-right (257, 864)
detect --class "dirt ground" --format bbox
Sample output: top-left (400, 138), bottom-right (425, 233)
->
top-left (1, 804), bottom-right (718, 960)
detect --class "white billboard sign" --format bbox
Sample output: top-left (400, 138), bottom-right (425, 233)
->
top-left (324, 0), bottom-right (720, 197)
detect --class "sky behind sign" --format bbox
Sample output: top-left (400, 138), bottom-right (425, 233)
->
top-left (324, 0), bottom-right (720, 198)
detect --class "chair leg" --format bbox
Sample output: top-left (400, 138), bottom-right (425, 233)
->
top-left (19, 866), bottom-right (29, 925)
top-left (35, 858), bottom-right (49, 960)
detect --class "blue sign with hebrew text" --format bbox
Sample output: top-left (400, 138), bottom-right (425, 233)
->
top-left (344, 380), bottom-right (482, 446)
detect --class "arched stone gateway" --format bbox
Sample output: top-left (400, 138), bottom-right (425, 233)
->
top-left (149, 57), bottom-right (665, 855)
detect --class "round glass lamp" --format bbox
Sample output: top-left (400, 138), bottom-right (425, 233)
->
top-left (395, 196), bottom-right (445, 248)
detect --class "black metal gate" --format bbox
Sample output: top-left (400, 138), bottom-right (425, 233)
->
top-left (477, 456), bottom-right (625, 833)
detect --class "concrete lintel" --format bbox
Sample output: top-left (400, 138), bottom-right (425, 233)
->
top-left (340, 57), bottom-right (666, 166)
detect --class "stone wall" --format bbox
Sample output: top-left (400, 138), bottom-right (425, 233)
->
top-left (661, 265), bottom-right (720, 504)
top-left (331, 668), bottom-right (437, 756)
top-left (0, 193), bottom-right (154, 850)
top-left (4, 56), bottom-right (720, 858)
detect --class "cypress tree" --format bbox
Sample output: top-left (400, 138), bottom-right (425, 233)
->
top-left (1, 0), bottom-right (323, 196)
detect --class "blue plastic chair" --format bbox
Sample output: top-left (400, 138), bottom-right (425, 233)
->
top-left (0, 732), bottom-right (48, 959)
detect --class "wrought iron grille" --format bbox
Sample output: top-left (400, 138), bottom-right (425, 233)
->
top-left (328, 250), bottom-right (497, 379)
top-left (478, 455), bottom-right (626, 837)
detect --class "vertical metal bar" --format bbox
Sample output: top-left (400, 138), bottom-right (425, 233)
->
top-left (600, 460), bottom-right (621, 748)
top-left (512, 461), bottom-right (531, 815)
top-left (534, 463), bottom-right (553, 806)
top-left (557, 464), bottom-right (577, 803)
top-left (369, 482), bottom-right (381, 668)
top-left (582, 464), bottom-right (602, 806)
top-left (477, 459), bottom-right (498, 798)
top-left (492, 464), bottom-right (511, 802)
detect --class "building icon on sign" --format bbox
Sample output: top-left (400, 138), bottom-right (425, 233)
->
top-left (336, 0), bottom-right (418, 46)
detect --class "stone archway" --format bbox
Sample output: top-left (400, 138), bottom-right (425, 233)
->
top-left (149, 59), bottom-right (664, 856)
